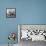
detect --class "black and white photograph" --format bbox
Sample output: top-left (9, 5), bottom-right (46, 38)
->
top-left (6, 8), bottom-right (16, 18)
top-left (18, 24), bottom-right (46, 46)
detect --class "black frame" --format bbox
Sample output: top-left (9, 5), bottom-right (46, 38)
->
top-left (6, 8), bottom-right (16, 18)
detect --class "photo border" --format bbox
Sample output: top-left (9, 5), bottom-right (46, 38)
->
top-left (6, 8), bottom-right (16, 18)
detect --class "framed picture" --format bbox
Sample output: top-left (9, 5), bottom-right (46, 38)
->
top-left (18, 24), bottom-right (46, 41)
top-left (6, 8), bottom-right (16, 18)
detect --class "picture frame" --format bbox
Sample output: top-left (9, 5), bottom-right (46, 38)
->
top-left (18, 24), bottom-right (46, 41)
top-left (6, 8), bottom-right (16, 18)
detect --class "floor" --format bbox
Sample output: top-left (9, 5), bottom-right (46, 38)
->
top-left (19, 39), bottom-right (46, 46)
top-left (0, 44), bottom-right (18, 46)
top-left (0, 40), bottom-right (46, 46)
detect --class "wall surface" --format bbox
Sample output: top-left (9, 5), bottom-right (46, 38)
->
top-left (0, 0), bottom-right (46, 45)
